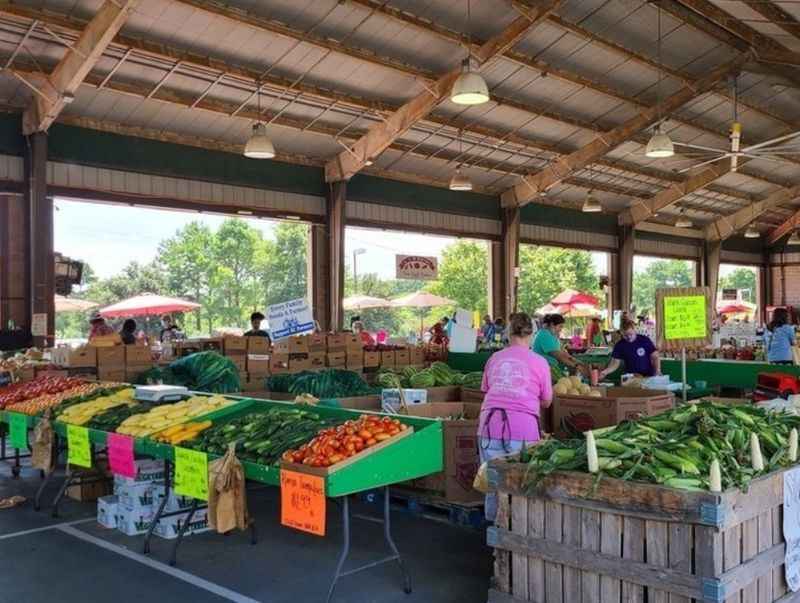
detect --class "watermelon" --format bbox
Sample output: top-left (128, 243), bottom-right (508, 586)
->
top-left (429, 361), bottom-right (455, 386)
top-left (409, 370), bottom-right (436, 388)
top-left (462, 371), bottom-right (484, 389)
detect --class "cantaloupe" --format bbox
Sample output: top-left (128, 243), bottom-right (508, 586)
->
top-left (579, 383), bottom-right (591, 395)
top-left (554, 383), bottom-right (569, 395)
top-left (588, 389), bottom-right (603, 398)
top-left (569, 375), bottom-right (582, 388)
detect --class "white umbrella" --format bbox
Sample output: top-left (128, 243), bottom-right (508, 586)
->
top-left (391, 291), bottom-right (454, 308)
top-left (55, 295), bottom-right (98, 313)
top-left (343, 295), bottom-right (392, 310)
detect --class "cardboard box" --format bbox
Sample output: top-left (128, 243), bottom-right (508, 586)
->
top-left (380, 351), bottom-right (396, 368)
top-left (337, 395), bottom-right (381, 411)
top-left (152, 483), bottom-right (193, 513)
top-left (327, 351), bottom-right (346, 367)
top-left (411, 347), bottom-right (426, 365)
top-left (67, 477), bottom-right (111, 502)
top-left (246, 354), bottom-right (270, 374)
top-left (97, 495), bottom-right (118, 529)
top-left (347, 351), bottom-right (363, 364)
top-left (364, 351), bottom-right (381, 368)
top-left (246, 336), bottom-right (271, 354)
top-left (270, 353), bottom-right (290, 373)
top-left (115, 482), bottom-right (155, 510)
top-left (404, 402), bottom-right (482, 504)
top-left (125, 368), bottom-right (148, 384)
top-left (226, 354), bottom-right (246, 372)
top-left (35, 367), bottom-right (69, 380)
top-left (395, 349), bottom-right (410, 366)
top-left (345, 335), bottom-right (363, 355)
top-left (97, 368), bottom-right (126, 383)
top-left (175, 338), bottom-right (223, 358)
top-left (96, 345), bottom-right (125, 367)
top-left (327, 333), bottom-right (347, 351)
top-left (52, 346), bottom-right (97, 368)
top-left (223, 335), bottom-right (248, 353)
top-left (242, 374), bottom-right (266, 392)
top-left (154, 507), bottom-right (210, 540)
top-left (309, 334), bottom-right (327, 351)
top-left (552, 387), bottom-right (675, 438)
top-left (274, 335), bottom-right (309, 355)
top-left (309, 351), bottom-right (326, 369)
top-left (290, 357), bottom-right (312, 373)
top-left (117, 505), bottom-right (155, 536)
top-left (114, 459), bottom-right (165, 488)
top-left (381, 388), bottom-right (428, 410)
top-left (426, 386), bottom-right (462, 402)
top-left (125, 345), bottom-right (152, 366)
top-left (460, 387), bottom-right (485, 405)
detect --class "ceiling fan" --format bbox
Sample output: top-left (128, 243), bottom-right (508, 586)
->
top-left (662, 76), bottom-right (800, 173)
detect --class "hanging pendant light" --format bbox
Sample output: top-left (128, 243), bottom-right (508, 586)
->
top-left (450, 0), bottom-right (489, 106)
top-left (744, 226), bottom-right (760, 239)
top-left (449, 166), bottom-right (473, 191)
top-left (645, 4), bottom-right (674, 160)
top-left (582, 192), bottom-right (602, 213)
top-left (675, 209), bottom-right (693, 228)
top-left (788, 230), bottom-right (800, 246)
top-left (244, 81), bottom-right (276, 159)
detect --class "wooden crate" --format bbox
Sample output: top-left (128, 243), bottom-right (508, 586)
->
top-left (486, 460), bottom-right (789, 603)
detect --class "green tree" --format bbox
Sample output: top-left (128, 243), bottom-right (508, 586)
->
top-left (428, 241), bottom-right (488, 315)
top-left (261, 223), bottom-right (308, 308)
top-left (517, 246), bottom-right (601, 315)
top-left (632, 259), bottom-right (694, 314)
top-left (719, 267), bottom-right (757, 303)
top-left (343, 271), bottom-right (423, 335)
top-left (209, 219), bottom-right (262, 327)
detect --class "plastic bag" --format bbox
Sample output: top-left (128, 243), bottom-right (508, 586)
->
top-left (31, 409), bottom-right (54, 474)
top-left (208, 443), bottom-right (248, 534)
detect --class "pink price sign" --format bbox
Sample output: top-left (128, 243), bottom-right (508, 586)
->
top-left (107, 433), bottom-right (136, 478)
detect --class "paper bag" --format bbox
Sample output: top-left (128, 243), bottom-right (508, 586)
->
top-left (31, 409), bottom-right (54, 474)
top-left (208, 443), bottom-right (248, 534)
top-left (473, 462), bottom-right (490, 494)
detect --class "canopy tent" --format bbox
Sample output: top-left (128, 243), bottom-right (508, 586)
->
top-left (536, 302), bottom-right (600, 318)
top-left (550, 289), bottom-right (599, 307)
top-left (99, 293), bottom-right (201, 318)
top-left (343, 295), bottom-right (392, 310)
top-left (55, 295), bottom-right (97, 313)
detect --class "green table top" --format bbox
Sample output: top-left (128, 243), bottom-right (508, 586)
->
top-left (661, 359), bottom-right (800, 390)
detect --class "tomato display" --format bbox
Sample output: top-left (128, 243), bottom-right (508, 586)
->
top-left (0, 377), bottom-right (85, 409)
top-left (283, 414), bottom-right (407, 468)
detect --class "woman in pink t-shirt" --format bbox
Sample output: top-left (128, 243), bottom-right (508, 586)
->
top-left (479, 312), bottom-right (552, 521)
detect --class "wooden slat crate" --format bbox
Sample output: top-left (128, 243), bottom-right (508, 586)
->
top-left (486, 460), bottom-right (792, 603)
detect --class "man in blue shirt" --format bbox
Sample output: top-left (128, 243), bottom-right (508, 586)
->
top-left (599, 319), bottom-right (660, 379)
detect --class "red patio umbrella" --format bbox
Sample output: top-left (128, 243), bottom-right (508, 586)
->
top-left (99, 293), bottom-right (201, 318)
top-left (717, 302), bottom-right (755, 315)
top-left (550, 289), bottom-right (599, 307)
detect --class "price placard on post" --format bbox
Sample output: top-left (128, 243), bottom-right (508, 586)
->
top-left (66, 424), bottom-right (92, 468)
top-left (8, 413), bottom-right (27, 450)
top-left (280, 469), bottom-right (326, 536)
top-left (107, 433), bottom-right (136, 478)
top-left (656, 287), bottom-right (712, 351)
top-left (174, 447), bottom-right (208, 501)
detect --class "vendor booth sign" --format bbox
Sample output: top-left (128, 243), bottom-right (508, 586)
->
top-left (268, 298), bottom-right (314, 340)
top-left (396, 255), bottom-right (438, 280)
top-left (655, 286), bottom-right (713, 351)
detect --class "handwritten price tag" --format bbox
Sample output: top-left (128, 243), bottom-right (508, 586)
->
top-left (174, 447), bottom-right (208, 501)
top-left (8, 413), bottom-right (27, 450)
top-left (280, 470), bottom-right (326, 536)
top-left (67, 424), bottom-right (92, 468)
top-left (664, 295), bottom-right (707, 340)
top-left (107, 433), bottom-right (136, 478)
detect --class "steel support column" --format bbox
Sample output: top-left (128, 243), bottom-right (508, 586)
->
top-left (326, 181), bottom-right (346, 331)
top-left (0, 193), bottom-right (30, 330)
top-left (309, 223), bottom-right (330, 333)
top-left (500, 207), bottom-right (520, 319)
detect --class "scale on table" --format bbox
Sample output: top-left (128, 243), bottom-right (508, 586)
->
top-left (134, 384), bottom-right (188, 403)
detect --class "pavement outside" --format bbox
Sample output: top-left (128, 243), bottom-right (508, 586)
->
top-left (0, 456), bottom-right (491, 603)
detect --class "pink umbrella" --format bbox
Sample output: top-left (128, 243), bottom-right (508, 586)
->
top-left (550, 289), bottom-right (599, 307)
top-left (99, 293), bottom-right (201, 318)
top-left (717, 302), bottom-right (755, 315)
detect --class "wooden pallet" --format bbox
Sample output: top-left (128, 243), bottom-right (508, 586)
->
top-left (360, 487), bottom-right (486, 530)
top-left (487, 461), bottom-right (790, 603)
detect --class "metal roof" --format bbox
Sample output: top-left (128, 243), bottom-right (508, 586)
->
top-left (2, 0), bottom-right (800, 237)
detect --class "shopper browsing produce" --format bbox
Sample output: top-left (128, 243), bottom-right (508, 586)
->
top-left (765, 307), bottom-right (796, 365)
top-left (480, 315), bottom-right (495, 342)
top-left (352, 320), bottom-right (375, 346)
top-left (120, 319), bottom-right (137, 345)
top-left (532, 313), bottom-right (584, 374)
top-left (599, 319), bottom-right (660, 379)
top-left (479, 312), bottom-right (552, 522)
top-left (88, 312), bottom-right (114, 340)
top-left (244, 311), bottom-right (271, 344)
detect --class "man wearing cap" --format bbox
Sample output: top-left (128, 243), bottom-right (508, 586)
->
top-left (88, 312), bottom-right (114, 341)
top-left (244, 311), bottom-right (271, 344)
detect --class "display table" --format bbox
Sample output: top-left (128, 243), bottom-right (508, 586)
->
top-left (661, 358), bottom-right (800, 390)
top-left (447, 351), bottom-right (493, 372)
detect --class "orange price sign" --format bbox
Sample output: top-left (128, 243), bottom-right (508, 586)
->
top-left (280, 469), bottom-right (326, 536)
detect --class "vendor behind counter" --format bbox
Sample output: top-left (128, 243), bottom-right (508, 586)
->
top-left (600, 319), bottom-right (660, 380)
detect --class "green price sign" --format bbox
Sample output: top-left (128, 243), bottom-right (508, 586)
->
top-left (67, 424), bottom-right (92, 468)
top-left (174, 447), bottom-right (208, 501)
top-left (8, 413), bottom-right (27, 450)
top-left (664, 295), bottom-right (707, 340)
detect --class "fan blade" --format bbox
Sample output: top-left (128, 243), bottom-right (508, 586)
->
top-left (739, 153), bottom-right (791, 165)
top-left (742, 130), bottom-right (800, 153)
top-left (678, 155), bottom-right (728, 173)
top-left (673, 141), bottom-right (729, 153)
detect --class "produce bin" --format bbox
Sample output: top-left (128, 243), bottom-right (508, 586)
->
top-left (486, 461), bottom-right (789, 603)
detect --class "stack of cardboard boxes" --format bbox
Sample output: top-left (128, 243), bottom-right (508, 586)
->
top-left (99, 459), bottom-right (209, 538)
top-left (245, 335), bottom-right (270, 392)
top-left (96, 346), bottom-right (126, 382)
top-left (49, 346), bottom-right (98, 379)
top-left (125, 345), bottom-right (153, 383)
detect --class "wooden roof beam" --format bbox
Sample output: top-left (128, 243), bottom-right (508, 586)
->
top-left (739, 1), bottom-right (800, 43)
top-left (324, 0), bottom-right (563, 182)
top-left (767, 208), bottom-right (800, 245)
top-left (501, 54), bottom-right (750, 208)
top-left (20, 0), bottom-right (137, 134)
top-left (705, 184), bottom-right (800, 242)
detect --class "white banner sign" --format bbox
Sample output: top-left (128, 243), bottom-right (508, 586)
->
top-left (784, 466), bottom-right (800, 591)
top-left (267, 298), bottom-right (314, 340)
top-left (31, 313), bottom-right (48, 337)
top-left (396, 255), bottom-right (438, 280)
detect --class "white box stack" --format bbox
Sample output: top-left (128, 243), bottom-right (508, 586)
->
top-left (97, 495), bottom-right (118, 529)
top-left (113, 459), bottom-right (164, 537)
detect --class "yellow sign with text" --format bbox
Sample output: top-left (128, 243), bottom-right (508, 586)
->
top-left (663, 295), bottom-right (707, 340)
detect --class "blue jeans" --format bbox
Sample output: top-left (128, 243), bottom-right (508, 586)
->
top-left (479, 437), bottom-right (525, 522)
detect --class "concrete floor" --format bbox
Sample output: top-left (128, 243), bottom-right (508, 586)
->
top-left (0, 458), bottom-right (491, 603)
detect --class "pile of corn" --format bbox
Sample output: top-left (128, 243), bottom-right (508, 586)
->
top-left (57, 388), bottom-right (136, 425)
top-left (151, 420), bottom-right (213, 445)
top-left (522, 401), bottom-right (800, 492)
top-left (115, 395), bottom-right (232, 438)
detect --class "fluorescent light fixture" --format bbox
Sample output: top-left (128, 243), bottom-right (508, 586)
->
top-left (244, 123), bottom-right (276, 159)
top-left (450, 58), bottom-right (490, 105)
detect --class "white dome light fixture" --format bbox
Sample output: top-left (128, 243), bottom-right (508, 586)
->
top-left (789, 230), bottom-right (800, 246)
top-left (675, 209), bottom-right (693, 229)
top-left (744, 226), bottom-right (760, 239)
top-left (582, 193), bottom-right (602, 213)
top-left (243, 80), bottom-right (276, 159)
top-left (449, 167), bottom-right (473, 191)
top-left (451, 58), bottom-right (490, 105)
top-left (646, 124), bottom-right (675, 158)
